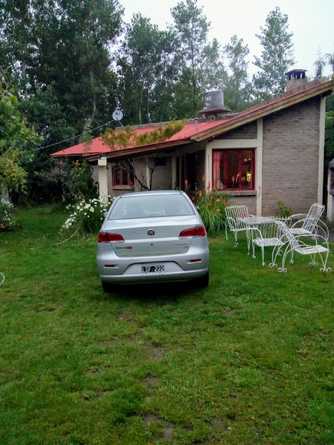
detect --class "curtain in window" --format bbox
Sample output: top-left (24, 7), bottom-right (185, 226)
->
top-left (212, 150), bottom-right (223, 190)
top-left (112, 165), bottom-right (134, 187)
top-left (212, 149), bottom-right (255, 191)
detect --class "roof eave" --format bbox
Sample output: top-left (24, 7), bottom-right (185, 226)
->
top-left (51, 151), bottom-right (104, 158)
top-left (191, 80), bottom-right (334, 142)
top-left (87, 139), bottom-right (190, 161)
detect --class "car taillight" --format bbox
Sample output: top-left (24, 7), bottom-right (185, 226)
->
top-left (97, 232), bottom-right (124, 243)
top-left (179, 225), bottom-right (206, 237)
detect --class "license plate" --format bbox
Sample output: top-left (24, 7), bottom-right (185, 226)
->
top-left (142, 264), bottom-right (165, 273)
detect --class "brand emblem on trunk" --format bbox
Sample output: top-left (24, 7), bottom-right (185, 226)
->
top-left (147, 229), bottom-right (155, 236)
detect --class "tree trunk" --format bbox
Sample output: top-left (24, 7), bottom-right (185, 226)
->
top-left (1, 184), bottom-right (9, 201)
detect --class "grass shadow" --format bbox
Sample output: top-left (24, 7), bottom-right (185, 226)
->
top-left (102, 281), bottom-right (204, 304)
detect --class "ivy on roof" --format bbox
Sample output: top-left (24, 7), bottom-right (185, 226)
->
top-left (103, 120), bottom-right (185, 149)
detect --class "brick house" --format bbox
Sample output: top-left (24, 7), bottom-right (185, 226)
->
top-left (52, 71), bottom-right (334, 216)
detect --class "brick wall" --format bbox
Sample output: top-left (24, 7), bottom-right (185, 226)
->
top-left (227, 196), bottom-right (256, 214)
top-left (262, 97), bottom-right (320, 215)
top-left (221, 121), bottom-right (257, 139)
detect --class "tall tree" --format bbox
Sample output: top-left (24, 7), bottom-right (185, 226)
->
top-left (117, 14), bottom-right (178, 124)
top-left (253, 7), bottom-right (294, 100)
top-left (223, 35), bottom-right (251, 111)
top-left (326, 52), bottom-right (334, 75)
top-left (0, 0), bottom-right (123, 140)
top-left (150, 30), bottom-right (180, 122)
top-left (0, 80), bottom-right (39, 197)
top-left (0, 0), bottom-right (123, 200)
top-left (200, 38), bottom-right (225, 92)
top-left (314, 54), bottom-right (327, 79)
top-left (171, 0), bottom-right (210, 116)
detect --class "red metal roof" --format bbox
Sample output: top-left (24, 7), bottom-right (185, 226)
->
top-left (51, 79), bottom-right (334, 159)
top-left (51, 124), bottom-right (159, 157)
top-left (51, 119), bottom-right (230, 158)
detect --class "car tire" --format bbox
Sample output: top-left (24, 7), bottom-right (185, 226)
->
top-left (194, 272), bottom-right (209, 288)
top-left (101, 281), bottom-right (113, 293)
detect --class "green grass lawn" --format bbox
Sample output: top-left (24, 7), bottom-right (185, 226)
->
top-left (0, 206), bottom-right (334, 445)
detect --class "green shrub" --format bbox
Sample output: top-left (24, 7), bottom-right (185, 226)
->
top-left (276, 200), bottom-right (293, 218)
top-left (195, 191), bottom-right (228, 235)
top-left (62, 160), bottom-right (98, 203)
top-left (0, 198), bottom-right (15, 231)
top-left (61, 197), bottom-right (112, 236)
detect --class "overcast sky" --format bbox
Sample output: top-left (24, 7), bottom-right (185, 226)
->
top-left (123, 0), bottom-right (333, 77)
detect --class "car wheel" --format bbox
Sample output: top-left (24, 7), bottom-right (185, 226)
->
top-left (101, 281), bottom-right (113, 293)
top-left (194, 272), bottom-right (209, 288)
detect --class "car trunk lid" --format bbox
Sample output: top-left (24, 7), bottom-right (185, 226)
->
top-left (102, 215), bottom-right (199, 257)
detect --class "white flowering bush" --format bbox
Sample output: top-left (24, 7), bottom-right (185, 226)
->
top-left (61, 197), bottom-right (112, 235)
top-left (0, 198), bottom-right (15, 231)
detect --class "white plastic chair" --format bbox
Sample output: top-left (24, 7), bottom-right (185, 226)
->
top-left (250, 222), bottom-right (285, 266)
top-left (270, 221), bottom-right (331, 273)
top-left (289, 203), bottom-right (328, 239)
top-left (225, 205), bottom-right (252, 248)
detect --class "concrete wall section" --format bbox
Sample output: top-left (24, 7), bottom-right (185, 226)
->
top-left (221, 122), bottom-right (257, 139)
top-left (227, 195), bottom-right (257, 214)
top-left (151, 158), bottom-right (172, 189)
top-left (262, 97), bottom-right (320, 215)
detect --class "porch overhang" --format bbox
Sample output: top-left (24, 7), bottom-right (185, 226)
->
top-left (87, 139), bottom-right (190, 162)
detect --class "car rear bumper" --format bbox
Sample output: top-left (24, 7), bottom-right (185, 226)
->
top-left (100, 267), bottom-right (208, 284)
top-left (97, 248), bottom-right (209, 284)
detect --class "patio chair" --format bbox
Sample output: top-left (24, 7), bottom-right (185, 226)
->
top-left (289, 203), bottom-right (328, 239)
top-left (225, 205), bottom-right (252, 248)
top-left (270, 221), bottom-right (331, 273)
top-left (250, 222), bottom-right (286, 266)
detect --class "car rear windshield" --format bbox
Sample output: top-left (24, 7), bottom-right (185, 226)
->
top-left (108, 194), bottom-right (195, 220)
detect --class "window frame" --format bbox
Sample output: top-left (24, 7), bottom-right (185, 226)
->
top-left (212, 148), bottom-right (256, 192)
top-left (111, 163), bottom-right (134, 189)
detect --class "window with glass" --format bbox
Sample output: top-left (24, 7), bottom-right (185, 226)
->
top-left (212, 149), bottom-right (255, 191)
top-left (112, 164), bottom-right (134, 188)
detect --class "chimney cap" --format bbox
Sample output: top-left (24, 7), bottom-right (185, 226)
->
top-left (285, 69), bottom-right (307, 79)
top-left (199, 90), bottom-right (231, 119)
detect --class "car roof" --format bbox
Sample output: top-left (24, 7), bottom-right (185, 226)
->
top-left (117, 190), bottom-right (185, 199)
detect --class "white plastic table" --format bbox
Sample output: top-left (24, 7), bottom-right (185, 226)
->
top-left (238, 216), bottom-right (275, 226)
top-left (237, 216), bottom-right (279, 264)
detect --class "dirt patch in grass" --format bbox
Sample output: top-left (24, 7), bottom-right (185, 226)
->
top-left (163, 422), bottom-right (174, 441)
top-left (80, 389), bottom-right (112, 401)
top-left (118, 311), bottom-right (135, 322)
top-left (86, 366), bottom-right (102, 375)
top-left (143, 413), bottom-right (160, 425)
top-left (143, 414), bottom-right (175, 442)
top-left (143, 374), bottom-right (160, 389)
top-left (34, 303), bottom-right (58, 312)
top-left (97, 338), bottom-right (117, 348)
top-left (223, 307), bottom-right (235, 317)
top-left (211, 417), bottom-right (226, 432)
top-left (148, 344), bottom-right (165, 361)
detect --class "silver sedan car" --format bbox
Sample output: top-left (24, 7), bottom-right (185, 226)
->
top-left (97, 191), bottom-right (209, 291)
